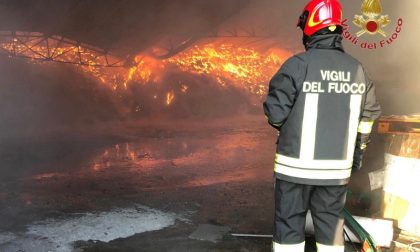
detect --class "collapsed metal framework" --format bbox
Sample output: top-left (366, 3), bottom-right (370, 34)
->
top-left (0, 31), bottom-right (125, 67)
top-left (0, 26), bottom-right (290, 66)
top-left (207, 24), bottom-right (282, 38)
top-left (152, 25), bottom-right (288, 59)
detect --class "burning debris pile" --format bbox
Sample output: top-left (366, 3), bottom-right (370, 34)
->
top-left (0, 31), bottom-right (292, 121)
top-left (167, 43), bottom-right (289, 97)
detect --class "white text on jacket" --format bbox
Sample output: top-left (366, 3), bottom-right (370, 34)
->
top-left (302, 70), bottom-right (366, 94)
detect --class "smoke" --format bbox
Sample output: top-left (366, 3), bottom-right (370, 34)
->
top-left (0, 0), bottom-right (418, 141)
top-left (123, 72), bottom-right (253, 119)
top-left (0, 58), bottom-right (121, 139)
top-left (0, 55), bottom-right (258, 140)
top-left (0, 0), bottom-right (250, 55)
top-left (230, 0), bottom-right (420, 115)
top-left (0, 0), bottom-right (256, 139)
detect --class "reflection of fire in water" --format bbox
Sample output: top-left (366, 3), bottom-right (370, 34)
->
top-left (166, 90), bottom-right (175, 106)
top-left (27, 123), bottom-right (266, 192)
top-left (180, 84), bottom-right (189, 93)
top-left (0, 38), bottom-right (291, 103)
top-left (33, 172), bottom-right (66, 180)
top-left (89, 143), bottom-right (157, 172)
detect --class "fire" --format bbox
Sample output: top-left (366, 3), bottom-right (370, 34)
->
top-left (167, 43), bottom-right (290, 96)
top-left (166, 90), bottom-right (175, 106)
top-left (124, 66), bottom-right (138, 88)
top-left (0, 34), bottom-right (291, 100)
top-left (79, 54), bottom-right (164, 90)
top-left (125, 55), bottom-right (165, 85)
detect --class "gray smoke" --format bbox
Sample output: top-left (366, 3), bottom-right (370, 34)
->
top-left (0, 0), bottom-right (417, 140)
top-left (0, 58), bottom-right (121, 140)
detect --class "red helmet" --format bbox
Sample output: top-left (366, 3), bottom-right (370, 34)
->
top-left (297, 0), bottom-right (343, 37)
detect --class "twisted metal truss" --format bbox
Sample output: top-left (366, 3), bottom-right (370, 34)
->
top-left (0, 25), bottom-right (291, 65)
top-left (0, 31), bottom-right (125, 67)
top-left (150, 25), bottom-right (286, 59)
top-left (150, 25), bottom-right (301, 59)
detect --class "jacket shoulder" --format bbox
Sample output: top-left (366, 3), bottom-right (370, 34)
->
top-left (341, 53), bottom-right (373, 79)
top-left (283, 52), bottom-right (307, 66)
top-left (279, 52), bottom-right (308, 75)
top-left (342, 52), bottom-right (364, 66)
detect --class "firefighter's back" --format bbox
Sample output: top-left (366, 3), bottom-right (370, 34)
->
top-left (274, 39), bottom-right (371, 186)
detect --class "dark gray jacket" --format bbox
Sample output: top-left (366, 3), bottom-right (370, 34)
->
top-left (263, 34), bottom-right (381, 186)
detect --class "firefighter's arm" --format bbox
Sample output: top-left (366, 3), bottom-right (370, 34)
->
top-left (263, 59), bottom-right (299, 130)
top-left (352, 75), bottom-right (382, 173)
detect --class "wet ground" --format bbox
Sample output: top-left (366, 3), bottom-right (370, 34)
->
top-left (0, 116), bottom-right (414, 251)
top-left (0, 116), bottom-right (276, 251)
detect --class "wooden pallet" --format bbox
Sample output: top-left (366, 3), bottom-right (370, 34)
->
top-left (378, 115), bottom-right (420, 134)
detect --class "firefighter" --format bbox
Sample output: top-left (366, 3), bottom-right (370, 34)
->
top-left (263, 0), bottom-right (381, 251)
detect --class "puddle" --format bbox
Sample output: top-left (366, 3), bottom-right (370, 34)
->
top-left (0, 205), bottom-right (179, 252)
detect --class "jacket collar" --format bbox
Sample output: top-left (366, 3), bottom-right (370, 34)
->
top-left (305, 34), bottom-right (344, 52)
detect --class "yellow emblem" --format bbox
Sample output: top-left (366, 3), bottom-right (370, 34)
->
top-left (353, 0), bottom-right (391, 37)
top-left (308, 5), bottom-right (324, 27)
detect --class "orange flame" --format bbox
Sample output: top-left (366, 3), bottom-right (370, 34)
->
top-left (167, 43), bottom-right (290, 97)
top-left (0, 39), bottom-right (291, 98)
